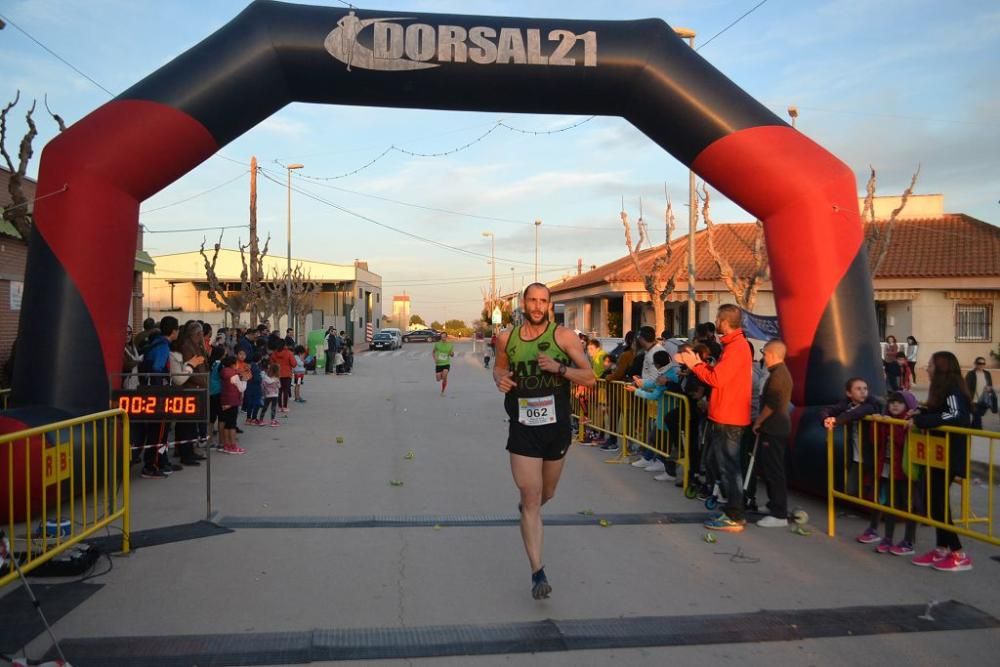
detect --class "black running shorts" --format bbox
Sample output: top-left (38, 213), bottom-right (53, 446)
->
top-left (435, 365), bottom-right (450, 373)
top-left (506, 421), bottom-right (572, 461)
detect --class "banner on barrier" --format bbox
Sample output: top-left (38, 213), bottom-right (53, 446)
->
top-left (43, 442), bottom-right (72, 486)
top-left (908, 433), bottom-right (948, 470)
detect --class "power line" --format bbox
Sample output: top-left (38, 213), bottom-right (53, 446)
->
top-left (276, 116), bottom-right (595, 182)
top-left (258, 166), bottom-right (609, 232)
top-left (141, 170), bottom-right (249, 213)
top-left (142, 224), bottom-right (248, 235)
top-left (382, 266), bottom-right (569, 287)
top-left (696, 0), bottom-right (770, 52)
top-left (0, 12), bottom-right (115, 96)
top-left (0, 11), bottom-right (249, 170)
top-left (257, 170), bottom-right (568, 268)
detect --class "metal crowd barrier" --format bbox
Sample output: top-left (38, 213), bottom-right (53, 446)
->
top-left (571, 379), bottom-right (692, 492)
top-left (0, 388), bottom-right (9, 410)
top-left (826, 415), bottom-right (998, 547)
top-left (1, 409), bottom-right (131, 587)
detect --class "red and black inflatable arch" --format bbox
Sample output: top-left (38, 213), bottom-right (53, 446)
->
top-left (9, 1), bottom-right (881, 491)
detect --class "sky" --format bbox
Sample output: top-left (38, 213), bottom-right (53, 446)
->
top-left (1, 0), bottom-right (998, 324)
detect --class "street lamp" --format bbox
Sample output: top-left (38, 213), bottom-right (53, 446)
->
top-left (533, 219), bottom-right (542, 282)
top-left (674, 27), bottom-right (698, 336)
top-left (286, 163), bottom-right (304, 337)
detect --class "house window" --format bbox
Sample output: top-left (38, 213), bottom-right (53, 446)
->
top-left (955, 304), bottom-right (992, 342)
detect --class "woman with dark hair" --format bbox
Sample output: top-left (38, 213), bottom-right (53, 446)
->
top-left (883, 335), bottom-right (900, 391)
top-left (907, 350), bottom-right (973, 572)
top-left (905, 336), bottom-right (918, 380)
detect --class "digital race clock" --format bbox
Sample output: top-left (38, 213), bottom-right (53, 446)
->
top-left (109, 386), bottom-right (208, 422)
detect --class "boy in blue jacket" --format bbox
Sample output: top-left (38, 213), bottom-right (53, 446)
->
top-left (627, 350), bottom-right (682, 480)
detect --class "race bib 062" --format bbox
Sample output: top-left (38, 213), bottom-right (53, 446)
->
top-left (518, 395), bottom-right (556, 426)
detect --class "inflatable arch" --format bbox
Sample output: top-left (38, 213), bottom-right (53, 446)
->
top-left (7, 1), bottom-right (882, 493)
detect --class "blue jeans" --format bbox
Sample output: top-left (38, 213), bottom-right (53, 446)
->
top-left (710, 421), bottom-right (746, 520)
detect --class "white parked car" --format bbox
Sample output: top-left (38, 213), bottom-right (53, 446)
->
top-left (380, 328), bottom-right (403, 349)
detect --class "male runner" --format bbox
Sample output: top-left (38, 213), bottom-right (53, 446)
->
top-left (493, 283), bottom-right (595, 599)
top-left (432, 332), bottom-right (455, 395)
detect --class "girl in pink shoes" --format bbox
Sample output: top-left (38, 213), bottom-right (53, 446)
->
top-left (907, 351), bottom-right (973, 572)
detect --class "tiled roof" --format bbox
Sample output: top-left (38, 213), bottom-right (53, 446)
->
top-left (551, 214), bottom-right (1000, 294)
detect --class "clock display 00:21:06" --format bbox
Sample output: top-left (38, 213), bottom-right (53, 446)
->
top-left (116, 395), bottom-right (199, 416)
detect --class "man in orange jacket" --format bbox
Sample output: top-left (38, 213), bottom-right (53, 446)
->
top-left (674, 304), bottom-right (751, 532)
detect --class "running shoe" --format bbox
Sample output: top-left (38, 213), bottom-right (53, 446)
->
top-left (140, 467), bottom-right (167, 479)
top-left (704, 514), bottom-right (746, 532)
top-left (889, 541), bottom-right (915, 557)
top-left (599, 442), bottom-right (620, 452)
top-left (221, 445), bottom-right (246, 455)
top-left (531, 567), bottom-right (552, 600)
top-left (911, 547), bottom-right (949, 567)
top-left (856, 528), bottom-right (881, 544)
top-left (875, 538), bottom-right (892, 554)
top-left (631, 457), bottom-right (652, 468)
top-left (931, 551), bottom-right (972, 572)
top-left (652, 471), bottom-right (675, 482)
top-left (271, 419), bottom-right (280, 427)
top-left (259, 420), bottom-right (269, 427)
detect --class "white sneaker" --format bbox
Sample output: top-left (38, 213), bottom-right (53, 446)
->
top-left (653, 471), bottom-right (676, 481)
top-left (632, 458), bottom-right (651, 468)
top-left (756, 516), bottom-right (788, 528)
top-left (644, 460), bottom-right (666, 473)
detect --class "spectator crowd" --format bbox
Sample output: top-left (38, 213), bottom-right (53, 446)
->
top-left (122, 317), bottom-right (354, 478)
top-left (573, 305), bottom-right (987, 573)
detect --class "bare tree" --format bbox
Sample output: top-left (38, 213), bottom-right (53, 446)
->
top-left (290, 264), bottom-right (321, 333)
top-left (199, 232), bottom-right (271, 326)
top-left (260, 264), bottom-right (319, 332)
top-left (620, 186), bottom-right (681, 333)
top-left (862, 164), bottom-right (920, 276)
top-left (699, 183), bottom-right (770, 311)
top-left (1, 91), bottom-right (66, 239)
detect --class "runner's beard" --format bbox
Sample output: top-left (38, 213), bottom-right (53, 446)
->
top-left (524, 309), bottom-right (549, 326)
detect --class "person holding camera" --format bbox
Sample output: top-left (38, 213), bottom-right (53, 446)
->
top-left (965, 357), bottom-right (996, 429)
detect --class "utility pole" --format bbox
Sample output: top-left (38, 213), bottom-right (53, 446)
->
top-left (249, 157), bottom-right (259, 326)
top-left (675, 28), bottom-right (699, 337)
top-left (286, 163), bottom-right (304, 337)
top-left (534, 219), bottom-right (542, 282)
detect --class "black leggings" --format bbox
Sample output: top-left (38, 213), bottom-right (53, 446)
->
top-left (264, 396), bottom-right (278, 420)
top-left (928, 468), bottom-right (962, 551)
top-left (279, 378), bottom-right (292, 409)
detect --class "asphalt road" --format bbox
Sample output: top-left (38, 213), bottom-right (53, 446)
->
top-left (9, 341), bottom-right (1000, 665)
